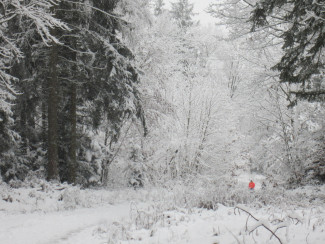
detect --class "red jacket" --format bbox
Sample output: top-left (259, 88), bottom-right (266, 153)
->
top-left (249, 181), bottom-right (255, 189)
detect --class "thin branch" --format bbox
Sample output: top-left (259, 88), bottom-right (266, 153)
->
top-left (235, 205), bottom-right (284, 244)
top-left (290, 90), bottom-right (325, 96)
top-left (0, 13), bottom-right (17, 24)
top-left (242, 0), bottom-right (254, 7)
top-left (62, 0), bottom-right (127, 22)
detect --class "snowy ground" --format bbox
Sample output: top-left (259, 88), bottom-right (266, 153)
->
top-left (118, 203), bottom-right (325, 244)
top-left (1, 181), bottom-right (325, 244)
top-left (0, 204), bottom-right (130, 244)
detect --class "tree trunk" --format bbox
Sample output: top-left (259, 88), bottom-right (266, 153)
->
top-left (47, 39), bottom-right (59, 181)
top-left (41, 81), bottom-right (47, 150)
top-left (68, 83), bottom-right (77, 183)
top-left (101, 161), bottom-right (109, 186)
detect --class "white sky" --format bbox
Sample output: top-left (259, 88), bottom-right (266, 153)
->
top-left (165, 0), bottom-right (216, 25)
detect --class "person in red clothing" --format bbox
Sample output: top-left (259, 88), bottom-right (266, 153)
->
top-left (249, 180), bottom-right (255, 190)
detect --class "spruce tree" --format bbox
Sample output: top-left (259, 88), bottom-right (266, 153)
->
top-left (170, 0), bottom-right (196, 28)
top-left (1, 0), bottom-right (145, 184)
top-left (0, 0), bottom-right (68, 182)
top-left (250, 0), bottom-right (325, 101)
top-left (45, 0), bottom-right (146, 184)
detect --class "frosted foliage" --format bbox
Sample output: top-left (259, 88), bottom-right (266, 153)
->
top-left (9, 0), bottom-right (69, 45)
top-left (61, 187), bottom-right (83, 210)
top-left (206, 0), bottom-right (325, 184)
top-left (0, 0), bottom-right (68, 114)
top-left (125, 12), bottom-right (247, 183)
top-left (79, 130), bottom-right (108, 185)
top-left (128, 5), bottom-right (294, 186)
top-left (115, 0), bottom-right (152, 41)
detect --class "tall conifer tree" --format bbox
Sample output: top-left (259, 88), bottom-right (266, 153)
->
top-left (170, 0), bottom-right (196, 28)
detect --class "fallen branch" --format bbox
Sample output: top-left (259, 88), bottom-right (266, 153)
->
top-left (235, 205), bottom-right (284, 244)
top-left (270, 221), bottom-right (289, 241)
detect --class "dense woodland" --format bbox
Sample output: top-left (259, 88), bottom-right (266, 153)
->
top-left (0, 0), bottom-right (324, 188)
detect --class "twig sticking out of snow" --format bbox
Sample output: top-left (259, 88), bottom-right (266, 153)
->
top-left (269, 221), bottom-right (289, 241)
top-left (287, 211), bottom-right (304, 225)
top-left (235, 205), bottom-right (285, 244)
top-left (225, 227), bottom-right (241, 244)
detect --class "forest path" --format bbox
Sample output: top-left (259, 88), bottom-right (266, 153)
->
top-left (0, 202), bottom-right (130, 244)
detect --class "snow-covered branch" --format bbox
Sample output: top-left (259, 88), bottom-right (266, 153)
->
top-left (235, 205), bottom-right (285, 244)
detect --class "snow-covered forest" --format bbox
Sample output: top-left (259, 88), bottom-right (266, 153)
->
top-left (0, 0), bottom-right (325, 243)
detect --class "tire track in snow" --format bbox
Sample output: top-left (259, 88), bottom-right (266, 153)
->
top-left (46, 220), bottom-right (107, 244)
top-left (0, 203), bottom-right (130, 244)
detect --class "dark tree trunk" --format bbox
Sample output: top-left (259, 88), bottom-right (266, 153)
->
top-left (47, 40), bottom-right (59, 181)
top-left (68, 83), bottom-right (77, 183)
top-left (42, 81), bottom-right (48, 150)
